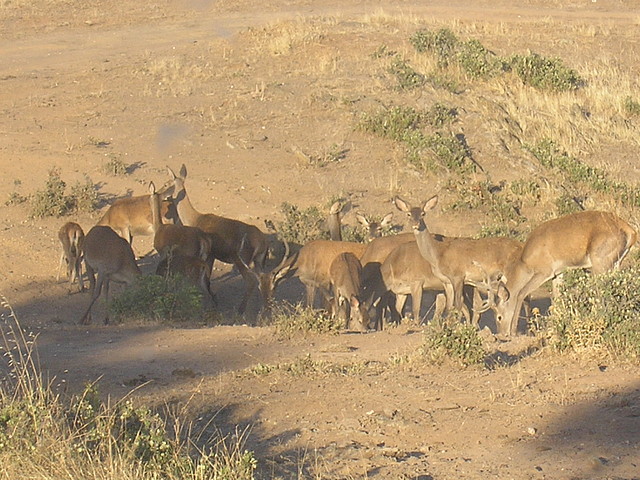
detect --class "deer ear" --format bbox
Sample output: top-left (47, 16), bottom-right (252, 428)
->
top-left (167, 166), bottom-right (176, 180)
top-left (179, 164), bottom-right (187, 178)
top-left (393, 196), bottom-right (410, 213)
top-left (149, 182), bottom-right (156, 195)
top-left (497, 283), bottom-right (510, 302)
top-left (380, 213), bottom-right (393, 227)
top-left (423, 195), bottom-right (438, 213)
top-left (355, 213), bottom-right (369, 227)
top-left (329, 201), bottom-right (343, 215)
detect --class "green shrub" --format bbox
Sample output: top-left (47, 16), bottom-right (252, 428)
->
top-left (29, 168), bottom-right (71, 218)
top-left (109, 274), bottom-right (202, 323)
top-left (0, 297), bottom-right (257, 479)
top-left (388, 58), bottom-right (425, 90)
top-left (547, 267), bottom-right (640, 359)
top-left (422, 314), bottom-right (486, 366)
top-left (276, 202), bottom-right (327, 244)
top-left (269, 302), bottom-right (342, 339)
top-left (509, 52), bottom-right (583, 92)
top-left (102, 154), bottom-right (129, 176)
top-left (29, 168), bottom-right (98, 217)
top-left (623, 96), bottom-right (640, 116)
top-left (410, 28), bottom-right (459, 66)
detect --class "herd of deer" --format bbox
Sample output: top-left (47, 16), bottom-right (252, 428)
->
top-left (56, 163), bottom-right (637, 336)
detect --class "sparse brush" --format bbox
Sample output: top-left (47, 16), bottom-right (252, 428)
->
top-left (388, 57), bottom-right (425, 90)
top-left (276, 202), bottom-right (327, 244)
top-left (508, 52), bottom-right (583, 92)
top-left (421, 313), bottom-right (486, 367)
top-left (546, 267), bottom-right (640, 359)
top-left (623, 96), bottom-right (640, 117)
top-left (0, 296), bottom-right (257, 480)
top-left (28, 169), bottom-right (98, 217)
top-left (269, 302), bottom-right (342, 340)
top-left (109, 274), bottom-right (202, 323)
top-left (102, 155), bottom-right (129, 176)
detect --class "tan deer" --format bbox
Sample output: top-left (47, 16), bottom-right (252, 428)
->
top-left (327, 201), bottom-right (344, 241)
top-left (56, 221), bottom-right (85, 292)
top-left (253, 239), bottom-right (367, 312)
top-left (97, 184), bottom-right (174, 247)
top-left (149, 182), bottom-right (212, 264)
top-left (167, 164), bottom-right (268, 314)
top-left (394, 195), bottom-right (525, 324)
top-left (156, 253), bottom-right (217, 307)
top-left (80, 226), bottom-right (141, 325)
top-left (355, 212), bottom-right (394, 242)
top-left (329, 252), bottom-right (370, 331)
top-left (493, 210), bottom-right (636, 336)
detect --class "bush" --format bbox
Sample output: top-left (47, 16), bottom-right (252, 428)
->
top-left (422, 314), bottom-right (486, 366)
top-left (269, 302), bottom-right (342, 339)
top-left (509, 52), bottom-right (583, 92)
top-left (109, 274), bottom-right (202, 323)
top-left (0, 297), bottom-right (257, 479)
top-left (29, 168), bottom-right (98, 218)
top-left (546, 267), bottom-right (640, 358)
top-left (388, 58), bottom-right (425, 90)
top-left (276, 202), bottom-right (328, 244)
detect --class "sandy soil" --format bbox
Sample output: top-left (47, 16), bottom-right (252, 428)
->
top-left (1, 1), bottom-right (639, 478)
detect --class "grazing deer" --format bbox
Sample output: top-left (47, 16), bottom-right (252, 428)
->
top-left (329, 252), bottom-right (369, 331)
top-left (80, 226), bottom-right (141, 325)
top-left (156, 253), bottom-right (217, 307)
top-left (493, 210), bottom-right (636, 336)
top-left (97, 184), bottom-right (174, 247)
top-left (327, 201), bottom-right (344, 241)
top-left (167, 164), bottom-right (268, 314)
top-left (253, 239), bottom-right (367, 312)
top-left (355, 212), bottom-right (394, 242)
top-left (149, 182), bottom-right (212, 264)
top-left (56, 221), bottom-right (85, 292)
top-left (394, 195), bottom-right (525, 325)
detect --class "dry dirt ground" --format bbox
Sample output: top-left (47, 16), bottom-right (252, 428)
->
top-left (1, 1), bottom-right (640, 479)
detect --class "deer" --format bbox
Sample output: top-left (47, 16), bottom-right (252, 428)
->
top-left (327, 201), bottom-right (344, 241)
top-left (167, 164), bottom-right (269, 314)
top-left (355, 212), bottom-right (394, 242)
top-left (329, 252), bottom-right (370, 331)
top-left (156, 252), bottom-right (217, 308)
top-left (149, 181), bottom-right (217, 306)
top-left (96, 183), bottom-right (174, 248)
top-left (493, 210), bottom-right (636, 336)
top-left (56, 221), bottom-right (85, 292)
top-left (80, 226), bottom-right (141, 325)
top-left (249, 239), bottom-right (367, 313)
top-left (393, 195), bottom-right (525, 325)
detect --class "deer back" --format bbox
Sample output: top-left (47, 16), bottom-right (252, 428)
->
top-left (83, 226), bottom-right (141, 284)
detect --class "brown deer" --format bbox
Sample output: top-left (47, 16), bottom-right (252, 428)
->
top-left (56, 221), bottom-right (85, 292)
top-left (394, 195), bottom-right (525, 325)
top-left (96, 183), bottom-right (174, 247)
top-left (329, 252), bottom-right (369, 331)
top-left (167, 164), bottom-right (268, 314)
top-left (327, 201), bottom-right (344, 241)
top-left (253, 239), bottom-right (367, 312)
top-left (149, 181), bottom-right (217, 306)
top-left (80, 226), bottom-right (141, 325)
top-left (493, 210), bottom-right (636, 336)
top-left (355, 212), bottom-right (394, 242)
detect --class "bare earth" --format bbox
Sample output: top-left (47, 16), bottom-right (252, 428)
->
top-left (1, 1), bottom-right (639, 479)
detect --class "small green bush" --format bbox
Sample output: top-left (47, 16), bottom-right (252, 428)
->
top-left (623, 96), bottom-right (640, 116)
top-left (109, 274), bottom-right (202, 323)
top-left (547, 267), bottom-right (640, 359)
top-left (276, 202), bottom-right (327, 244)
top-left (388, 58), bottom-right (425, 90)
top-left (29, 168), bottom-right (71, 218)
top-left (410, 28), bottom-right (459, 66)
top-left (269, 302), bottom-right (342, 339)
top-left (422, 314), bottom-right (486, 366)
top-left (509, 52), bottom-right (583, 92)
top-left (425, 103), bottom-right (457, 128)
top-left (102, 154), bottom-right (129, 176)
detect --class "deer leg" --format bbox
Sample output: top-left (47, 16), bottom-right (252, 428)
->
top-left (235, 260), bottom-right (259, 315)
top-left (433, 293), bottom-right (446, 321)
top-left (410, 283), bottom-right (423, 324)
top-left (103, 277), bottom-right (111, 325)
top-left (80, 274), bottom-right (104, 325)
top-left (57, 252), bottom-right (66, 282)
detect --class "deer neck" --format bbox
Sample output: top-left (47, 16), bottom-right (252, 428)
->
top-left (149, 192), bottom-right (162, 233)
top-left (327, 214), bottom-right (342, 241)
top-left (413, 219), bottom-right (443, 274)
top-left (173, 187), bottom-right (201, 227)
